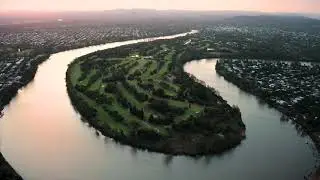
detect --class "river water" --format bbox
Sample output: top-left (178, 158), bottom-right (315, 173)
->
top-left (0, 33), bottom-right (317, 180)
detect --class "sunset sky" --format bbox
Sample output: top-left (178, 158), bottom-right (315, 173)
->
top-left (1, 0), bottom-right (320, 13)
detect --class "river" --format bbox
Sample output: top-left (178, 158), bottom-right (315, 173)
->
top-left (0, 33), bottom-right (317, 180)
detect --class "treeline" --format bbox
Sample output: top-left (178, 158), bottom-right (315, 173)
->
top-left (66, 65), bottom-right (97, 120)
top-left (0, 153), bottom-right (23, 180)
top-left (108, 83), bottom-right (145, 120)
top-left (122, 81), bottom-right (149, 102)
top-left (66, 33), bottom-right (247, 156)
top-left (75, 84), bottom-right (114, 105)
top-left (148, 98), bottom-right (185, 117)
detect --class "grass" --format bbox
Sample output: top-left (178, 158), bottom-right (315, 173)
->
top-left (64, 32), bottom-right (252, 157)
top-left (71, 50), bottom-right (198, 133)
top-left (117, 82), bottom-right (144, 108)
top-left (70, 45), bottom-right (236, 138)
top-left (77, 51), bottom-right (194, 110)
top-left (66, 38), bottom-right (247, 156)
top-left (70, 63), bottom-right (81, 84)
top-left (77, 91), bottom-right (128, 132)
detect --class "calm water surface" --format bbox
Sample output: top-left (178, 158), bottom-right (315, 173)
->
top-left (0, 34), bottom-right (317, 180)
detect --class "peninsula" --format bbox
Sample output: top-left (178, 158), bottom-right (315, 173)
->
top-left (66, 37), bottom-right (246, 155)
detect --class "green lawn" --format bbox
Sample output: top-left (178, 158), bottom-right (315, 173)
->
top-left (66, 34), bottom-right (246, 156)
top-left (70, 42), bottom-right (238, 139)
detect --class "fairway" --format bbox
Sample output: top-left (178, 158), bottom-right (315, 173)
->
top-left (66, 37), bottom-right (246, 155)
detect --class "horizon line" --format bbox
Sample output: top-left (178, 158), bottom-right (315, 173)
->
top-left (0, 9), bottom-right (319, 15)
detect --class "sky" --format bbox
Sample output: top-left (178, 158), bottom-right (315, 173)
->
top-left (0, 0), bottom-right (320, 13)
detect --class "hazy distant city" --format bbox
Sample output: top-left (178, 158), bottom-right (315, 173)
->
top-left (0, 5), bottom-right (320, 180)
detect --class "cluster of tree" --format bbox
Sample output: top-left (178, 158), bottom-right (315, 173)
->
top-left (103, 71), bottom-right (126, 82)
top-left (157, 60), bottom-right (166, 70)
top-left (67, 86), bottom-right (97, 120)
top-left (137, 81), bottom-right (154, 91)
top-left (116, 92), bottom-right (131, 109)
top-left (159, 81), bottom-right (175, 91)
top-left (149, 69), bottom-right (158, 75)
top-left (123, 61), bottom-right (139, 71)
top-left (104, 82), bottom-right (117, 93)
top-left (75, 84), bottom-right (87, 92)
top-left (172, 116), bottom-right (196, 132)
top-left (141, 46), bottom-right (160, 56)
top-left (104, 108), bottom-right (125, 122)
top-left (122, 81), bottom-right (149, 102)
top-left (152, 88), bottom-right (175, 100)
top-left (129, 106), bottom-right (144, 120)
top-left (104, 83), bottom-right (146, 120)
top-left (144, 61), bottom-right (153, 68)
top-left (92, 59), bottom-right (123, 70)
top-left (75, 84), bottom-right (114, 105)
top-left (113, 89), bottom-right (144, 120)
top-left (148, 114), bottom-right (173, 125)
top-left (127, 69), bottom-right (142, 80)
top-left (77, 71), bottom-right (88, 82)
top-left (140, 66), bottom-right (150, 75)
top-left (0, 153), bottom-right (23, 180)
top-left (153, 53), bottom-right (166, 62)
top-left (203, 106), bottom-right (232, 117)
top-left (152, 88), bottom-right (166, 98)
top-left (176, 78), bottom-right (220, 106)
top-left (148, 98), bottom-right (185, 116)
top-left (87, 72), bottom-right (101, 87)
top-left (167, 62), bottom-right (174, 72)
top-left (134, 126), bottom-right (163, 141)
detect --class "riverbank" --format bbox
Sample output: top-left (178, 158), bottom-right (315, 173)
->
top-left (215, 59), bottom-right (320, 149)
top-left (0, 54), bottom-right (50, 109)
top-left (215, 59), bottom-right (320, 178)
top-left (0, 54), bottom-right (50, 180)
top-left (0, 30), bottom-right (196, 178)
top-left (0, 153), bottom-right (22, 180)
top-left (66, 37), bottom-right (245, 156)
top-left (0, 44), bottom-right (315, 180)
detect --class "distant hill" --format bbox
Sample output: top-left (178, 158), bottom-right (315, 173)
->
top-left (224, 15), bottom-right (320, 24)
top-left (0, 9), bottom-right (266, 25)
top-left (222, 15), bottom-right (320, 33)
top-left (0, 9), bottom-right (319, 28)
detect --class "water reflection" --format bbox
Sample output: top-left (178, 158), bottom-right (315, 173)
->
top-left (95, 130), bottom-right (100, 137)
top-left (130, 147), bottom-right (138, 158)
top-left (164, 155), bottom-right (173, 167)
top-left (0, 42), bottom-right (317, 180)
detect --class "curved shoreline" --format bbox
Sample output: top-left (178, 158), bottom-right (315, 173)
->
top-left (215, 60), bottom-right (320, 151)
top-left (66, 64), bottom-right (244, 157)
top-left (0, 153), bottom-right (22, 180)
top-left (215, 60), bottom-right (320, 178)
top-left (0, 54), bottom-right (49, 180)
top-left (0, 31), bottom-right (196, 179)
top-left (0, 30), bottom-right (316, 180)
top-left (65, 37), bottom-right (245, 156)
